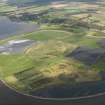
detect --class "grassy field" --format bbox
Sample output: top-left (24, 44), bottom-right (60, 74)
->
top-left (0, 3), bottom-right (17, 13)
top-left (0, 30), bottom-right (102, 94)
top-left (1, 1), bottom-right (105, 96)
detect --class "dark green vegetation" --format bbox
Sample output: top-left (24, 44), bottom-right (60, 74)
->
top-left (1, 0), bottom-right (105, 97)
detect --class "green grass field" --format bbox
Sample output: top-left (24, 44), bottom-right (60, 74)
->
top-left (0, 3), bottom-right (17, 13)
top-left (1, 1), bottom-right (105, 96)
top-left (0, 30), bottom-right (102, 94)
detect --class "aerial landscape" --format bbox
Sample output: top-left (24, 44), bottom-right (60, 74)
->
top-left (1, 0), bottom-right (105, 99)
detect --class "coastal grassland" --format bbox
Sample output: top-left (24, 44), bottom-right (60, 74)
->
top-left (87, 30), bottom-right (105, 38)
top-left (14, 5), bottom-right (50, 14)
top-left (31, 29), bottom-right (100, 48)
top-left (78, 37), bottom-right (100, 48)
top-left (0, 30), bottom-right (101, 93)
top-left (0, 3), bottom-right (17, 13)
top-left (0, 54), bottom-right (33, 77)
top-left (0, 1), bottom-right (105, 96)
top-left (58, 7), bottom-right (84, 14)
top-left (92, 54), bottom-right (105, 72)
top-left (23, 30), bottom-right (73, 41)
top-left (23, 30), bottom-right (87, 45)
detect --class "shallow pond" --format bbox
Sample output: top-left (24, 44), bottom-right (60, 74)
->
top-left (0, 39), bottom-right (35, 54)
top-left (0, 16), bottom-right (39, 39)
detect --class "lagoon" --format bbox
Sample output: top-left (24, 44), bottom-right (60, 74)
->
top-left (0, 16), bottom-right (39, 39)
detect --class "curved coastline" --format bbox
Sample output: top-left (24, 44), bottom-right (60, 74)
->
top-left (1, 80), bottom-right (105, 105)
top-left (1, 2), bottom-right (105, 104)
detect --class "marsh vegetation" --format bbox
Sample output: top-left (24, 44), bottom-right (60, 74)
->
top-left (1, 0), bottom-right (105, 98)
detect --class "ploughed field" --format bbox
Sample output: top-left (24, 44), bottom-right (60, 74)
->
top-left (1, 1), bottom-right (105, 98)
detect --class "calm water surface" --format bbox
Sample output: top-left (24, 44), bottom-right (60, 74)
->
top-left (0, 16), bottom-right (39, 39)
top-left (31, 81), bottom-right (105, 98)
